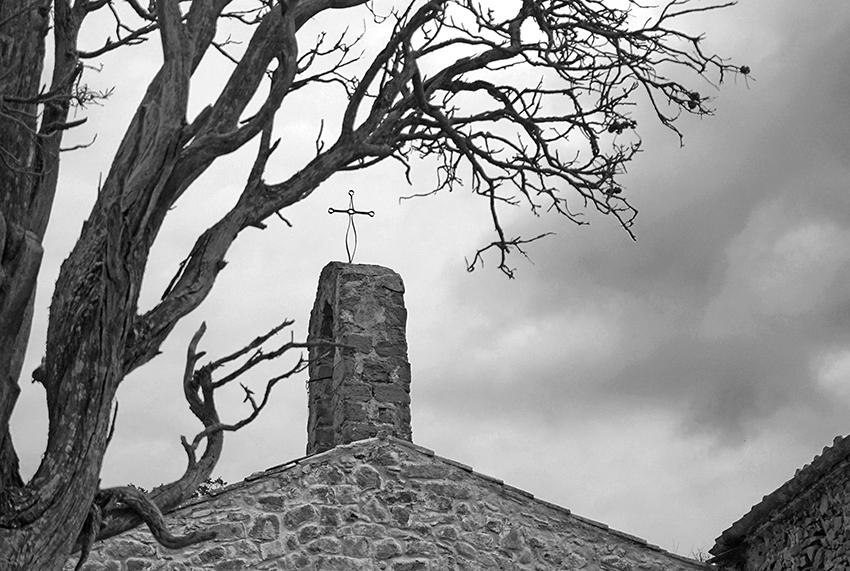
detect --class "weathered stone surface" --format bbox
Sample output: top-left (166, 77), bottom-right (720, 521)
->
top-left (124, 559), bottom-right (152, 571)
top-left (714, 452), bottom-right (850, 571)
top-left (69, 438), bottom-right (704, 571)
top-left (77, 562), bottom-right (120, 571)
top-left (375, 538), bottom-right (402, 560)
top-left (283, 505), bottom-right (318, 529)
top-left (104, 540), bottom-right (155, 560)
top-left (307, 263), bottom-right (413, 455)
top-left (249, 515), bottom-right (280, 541)
top-left (195, 546), bottom-right (226, 564)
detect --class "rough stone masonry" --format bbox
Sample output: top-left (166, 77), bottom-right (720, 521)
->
top-left (67, 437), bottom-right (707, 571)
top-left (306, 262), bottom-right (413, 455)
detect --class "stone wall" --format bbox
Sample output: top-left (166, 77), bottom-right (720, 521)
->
top-left (711, 436), bottom-right (850, 571)
top-left (69, 437), bottom-right (705, 571)
top-left (306, 262), bottom-right (412, 455)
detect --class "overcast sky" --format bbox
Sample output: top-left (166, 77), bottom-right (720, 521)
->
top-left (10, 0), bottom-right (850, 558)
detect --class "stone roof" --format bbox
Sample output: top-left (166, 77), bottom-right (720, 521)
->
top-left (709, 433), bottom-right (850, 560)
top-left (156, 435), bottom-right (706, 570)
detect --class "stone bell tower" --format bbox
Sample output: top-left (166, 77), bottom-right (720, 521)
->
top-left (306, 262), bottom-right (412, 455)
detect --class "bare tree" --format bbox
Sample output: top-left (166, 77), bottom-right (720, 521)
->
top-left (0, 0), bottom-right (743, 568)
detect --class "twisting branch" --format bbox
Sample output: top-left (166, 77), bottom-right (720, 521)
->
top-left (180, 320), bottom-right (333, 449)
top-left (88, 319), bottom-right (318, 547)
top-left (205, 319), bottom-right (294, 382)
top-left (79, 323), bottom-right (225, 547)
top-left (189, 355), bottom-right (309, 449)
top-left (332, 0), bottom-right (743, 276)
top-left (96, 486), bottom-right (215, 548)
top-left (79, 23), bottom-right (160, 59)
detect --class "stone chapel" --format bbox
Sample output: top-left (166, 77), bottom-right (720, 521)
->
top-left (69, 262), bottom-right (707, 571)
top-left (66, 262), bottom-right (850, 571)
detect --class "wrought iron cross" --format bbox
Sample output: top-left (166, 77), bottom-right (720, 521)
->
top-left (328, 190), bottom-right (375, 263)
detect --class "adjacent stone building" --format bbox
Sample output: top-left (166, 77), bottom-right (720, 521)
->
top-left (69, 262), bottom-right (708, 571)
top-left (709, 435), bottom-right (850, 570)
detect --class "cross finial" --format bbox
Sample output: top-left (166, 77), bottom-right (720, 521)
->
top-left (328, 190), bottom-right (375, 263)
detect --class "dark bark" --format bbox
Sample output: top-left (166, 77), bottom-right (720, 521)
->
top-left (0, 0), bottom-right (76, 515)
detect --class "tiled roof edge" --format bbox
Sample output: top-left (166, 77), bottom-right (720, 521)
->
top-left (710, 433), bottom-right (850, 555)
top-left (440, 457), bottom-right (473, 472)
top-left (392, 438), bottom-right (435, 457)
top-left (571, 513), bottom-right (609, 530)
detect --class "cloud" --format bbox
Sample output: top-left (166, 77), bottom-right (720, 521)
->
top-left (702, 200), bottom-right (850, 338)
top-left (815, 349), bottom-right (850, 406)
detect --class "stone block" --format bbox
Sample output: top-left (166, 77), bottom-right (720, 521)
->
top-left (196, 546), bottom-right (226, 564)
top-left (455, 541), bottom-right (478, 560)
top-left (215, 560), bottom-right (247, 571)
top-left (392, 559), bottom-right (429, 571)
top-left (150, 562), bottom-right (186, 571)
top-left (341, 536), bottom-right (372, 558)
top-left (424, 481), bottom-right (473, 500)
top-left (376, 406), bottom-right (400, 424)
top-left (298, 524), bottom-right (323, 543)
top-left (284, 505), bottom-right (318, 529)
top-left (373, 445), bottom-right (399, 466)
top-left (374, 338), bottom-right (408, 358)
top-left (341, 333), bottom-right (373, 352)
top-left (104, 540), bottom-right (155, 560)
top-left (354, 466), bottom-right (382, 489)
top-left (260, 539), bottom-right (288, 561)
top-left (78, 562), bottom-right (121, 571)
top-left (337, 383), bottom-right (373, 401)
top-left (258, 495), bottom-right (289, 512)
top-left (375, 539), bottom-right (403, 560)
top-left (319, 506), bottom-right (341, 527)
top-left (311, 485), bottom-right (336, 504)
top-left (209, 521), bottom-right (246, 540)
top-left (391, 505), bottom-right (411, 526)
top-left (340, 422), bottom-right (379, 443)
top-left (401, 463), bottom-right (449, 480)
top-left (361, 359), bottom-right (393, 383)
top-left (287, 552), bottom-right (312, 569)
top-left (331, 358), bottom-right (356, 385)
top-left (306, 536), bottom-right (342, 555)
top-left (406, 541), bottom-right (437, 557)
top-left (249, 515), bottom-right (281, 541)
top-left (337, 400), bottom-right (368, 422)
top-left (374, 272), bottom-right (404, 293)
top-left (125, 560), bottom-right (152, 571)
top-left (391, 362), bottom-right (412, 384)
top-left (363, 498), bottom-right (390, 522)
top-left (374, 384), bottom-right (411, 404)
top-left (315, 555), bottom-right (362, 570)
